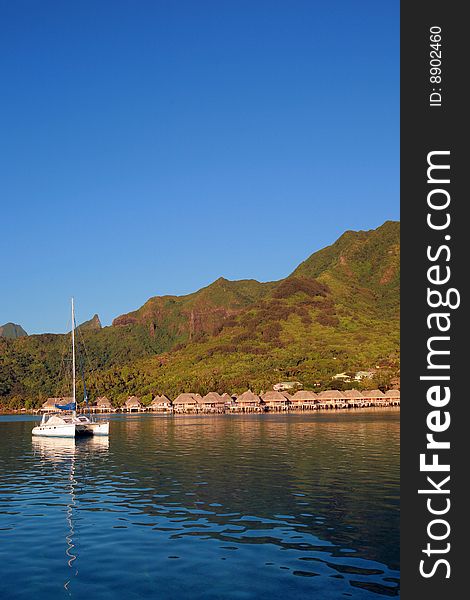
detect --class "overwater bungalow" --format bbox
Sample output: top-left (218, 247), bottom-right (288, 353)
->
top-left (384, 389), bottom-right (400, 405)
top-left (150, 395), bottom-right (172, 413)
top-left (361, 389), bottom-right (387, 406)
top-left (221, 392), bottom-right (233, 407)
top-left (261, 390), bottom-right (290, 411)
top-left (201, 392), bottom-right (225, 413)
top-left (233, 390), bottom-right (262, 413)
top-left (93, 396), bottom-right (114, 413)
top-left (221, 392), bottom-right (236, 411)
top-left (289, 390), bottom-right (318, 410)
top-left (173, 393), bottom-right (200, 413)
top-left (41, 397), bottom-right (73, 412)
top-left (317, 390), bottom-right (347, 409)
top-left (123, 396), bottom-right (143, 412)
top-left (342, 389), bottom-right (365, 407)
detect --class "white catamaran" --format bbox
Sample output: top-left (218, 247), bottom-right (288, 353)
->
top-left (32, 299), bottom-right (109, 438)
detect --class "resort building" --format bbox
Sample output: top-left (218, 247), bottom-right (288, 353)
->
top-left (332, 372), bottom-right (351, 382)
top-left (261, 390), bottom-right (290, 411)
top-left (93, 396), bottom-right (114, 412)
top-left (384, 389), bottom-right (400, 405)
top-left (361, 389), bottom-right (387, 405)
top-left (317, 390), bottom-right (347, 409)
top-left (201, 392), bottom-right (226, 413)
top-left (173, 393), bottom-right (200, 413)
top-left (342, 389), bottom-right (365, 407)
top-left (273, 381), bottom-right (301, 392)
top-left (150, 395), bottom-right (172, 413)
top-left (233, 390), bottom-right (262, 412)
top-left (123, 396), bottom-right (142, 412)
top-left (354, 370), bottom-right (375, 381)
top-left (221, 393), bottom-right (234, 408)
top-left (289, 390), bottom-right (319, 410)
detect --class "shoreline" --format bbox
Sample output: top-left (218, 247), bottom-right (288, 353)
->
top-left (1, 405), bottom-right (400, 417)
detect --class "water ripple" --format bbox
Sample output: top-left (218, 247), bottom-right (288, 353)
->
top-left (0, 411), bottom-right (400, 599)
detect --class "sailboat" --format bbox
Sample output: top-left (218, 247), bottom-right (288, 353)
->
top-left (32, 299), bottom-right (110, 438)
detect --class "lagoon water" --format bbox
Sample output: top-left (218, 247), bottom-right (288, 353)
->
top-left (0, 410), bottom-right (399, 599)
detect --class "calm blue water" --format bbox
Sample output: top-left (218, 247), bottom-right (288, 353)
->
top-left (0, 410), bottom-right (399, 599)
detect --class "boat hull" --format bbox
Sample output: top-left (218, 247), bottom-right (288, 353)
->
top-left (32, 421), bottom-right (109, 438)
top-left (32, 424), bottom-right (77, 438)
top-left (86, 422), bottom-right (109, 436)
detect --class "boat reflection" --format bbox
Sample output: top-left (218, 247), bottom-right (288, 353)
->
top-left (32, 435), bottom-right (76, 461)
top-left (32, 434), bottom-right (109, 460)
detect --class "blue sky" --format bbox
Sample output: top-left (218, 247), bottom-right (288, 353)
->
top-left (0, 0), bottom-right (399, 334)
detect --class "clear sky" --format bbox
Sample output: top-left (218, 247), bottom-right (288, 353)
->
top-left (0, 0), bottom-right (399, 334)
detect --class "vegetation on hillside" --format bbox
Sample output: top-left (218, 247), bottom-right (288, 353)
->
top-left (0, 221), bottom-right (400, 409)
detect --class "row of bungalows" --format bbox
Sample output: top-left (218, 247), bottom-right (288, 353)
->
top-left (170, 392), bottom-right (228, 414)
top-left (43, 388), bottom-right (399, 414)
top-left (288, 388), bottom-right (400, 409)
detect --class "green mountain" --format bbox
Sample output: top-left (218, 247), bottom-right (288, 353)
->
top-left (0, 221), bottom-right (400, 408)
top-left (0, 323), bottom-right (28, 339)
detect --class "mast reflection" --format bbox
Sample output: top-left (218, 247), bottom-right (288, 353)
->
top-left (31, 436), bottom-right (109, 592)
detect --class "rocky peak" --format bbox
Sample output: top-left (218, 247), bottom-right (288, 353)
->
top-left (0, 322), bottom-right (28, 339)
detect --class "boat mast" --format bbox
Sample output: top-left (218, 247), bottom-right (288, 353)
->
top-left (71, 297), bottom-right (76, 417)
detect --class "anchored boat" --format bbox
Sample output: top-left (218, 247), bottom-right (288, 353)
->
top-left (32, 299), bottom-right (109, 438)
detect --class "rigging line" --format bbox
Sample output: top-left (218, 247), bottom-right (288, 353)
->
top-left (54, 315), bottom-right (73, 399)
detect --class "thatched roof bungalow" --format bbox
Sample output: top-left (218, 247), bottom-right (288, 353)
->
top-left (93, 396), bottom-right (114, 412)
top-left (317, 390), bottom-right (347, 408)
top-left (289, 390), bottom-right (318, 409)
top-left (90, 396), bottom-right (115, 412)
top-left (342, 389), bottom-right (365, 406)
top-left (41, 397), bottom-right (73, 412)
top-left (361, 389), bottom-right (386, 398)
top-left (361, 389), bottom-right (386, 404)
top-left (150, 395), bottom-right (172, 412)
top-left (261, 390), bottom-right (290, 411)
top-left (96, 396), bottom-right (112, 407)
top-left (201, 392), bottom-right (225, 412)
top-left (384, 389), bottom-right (400, 404)
top-left (173, 393), bottom-right (200, 413)
top-left (221, 393), bottom-right (235, 410)
top-left (124, 396), bottom-right (142, 412)
top-left (234, 390), bottom-right (262, 412)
